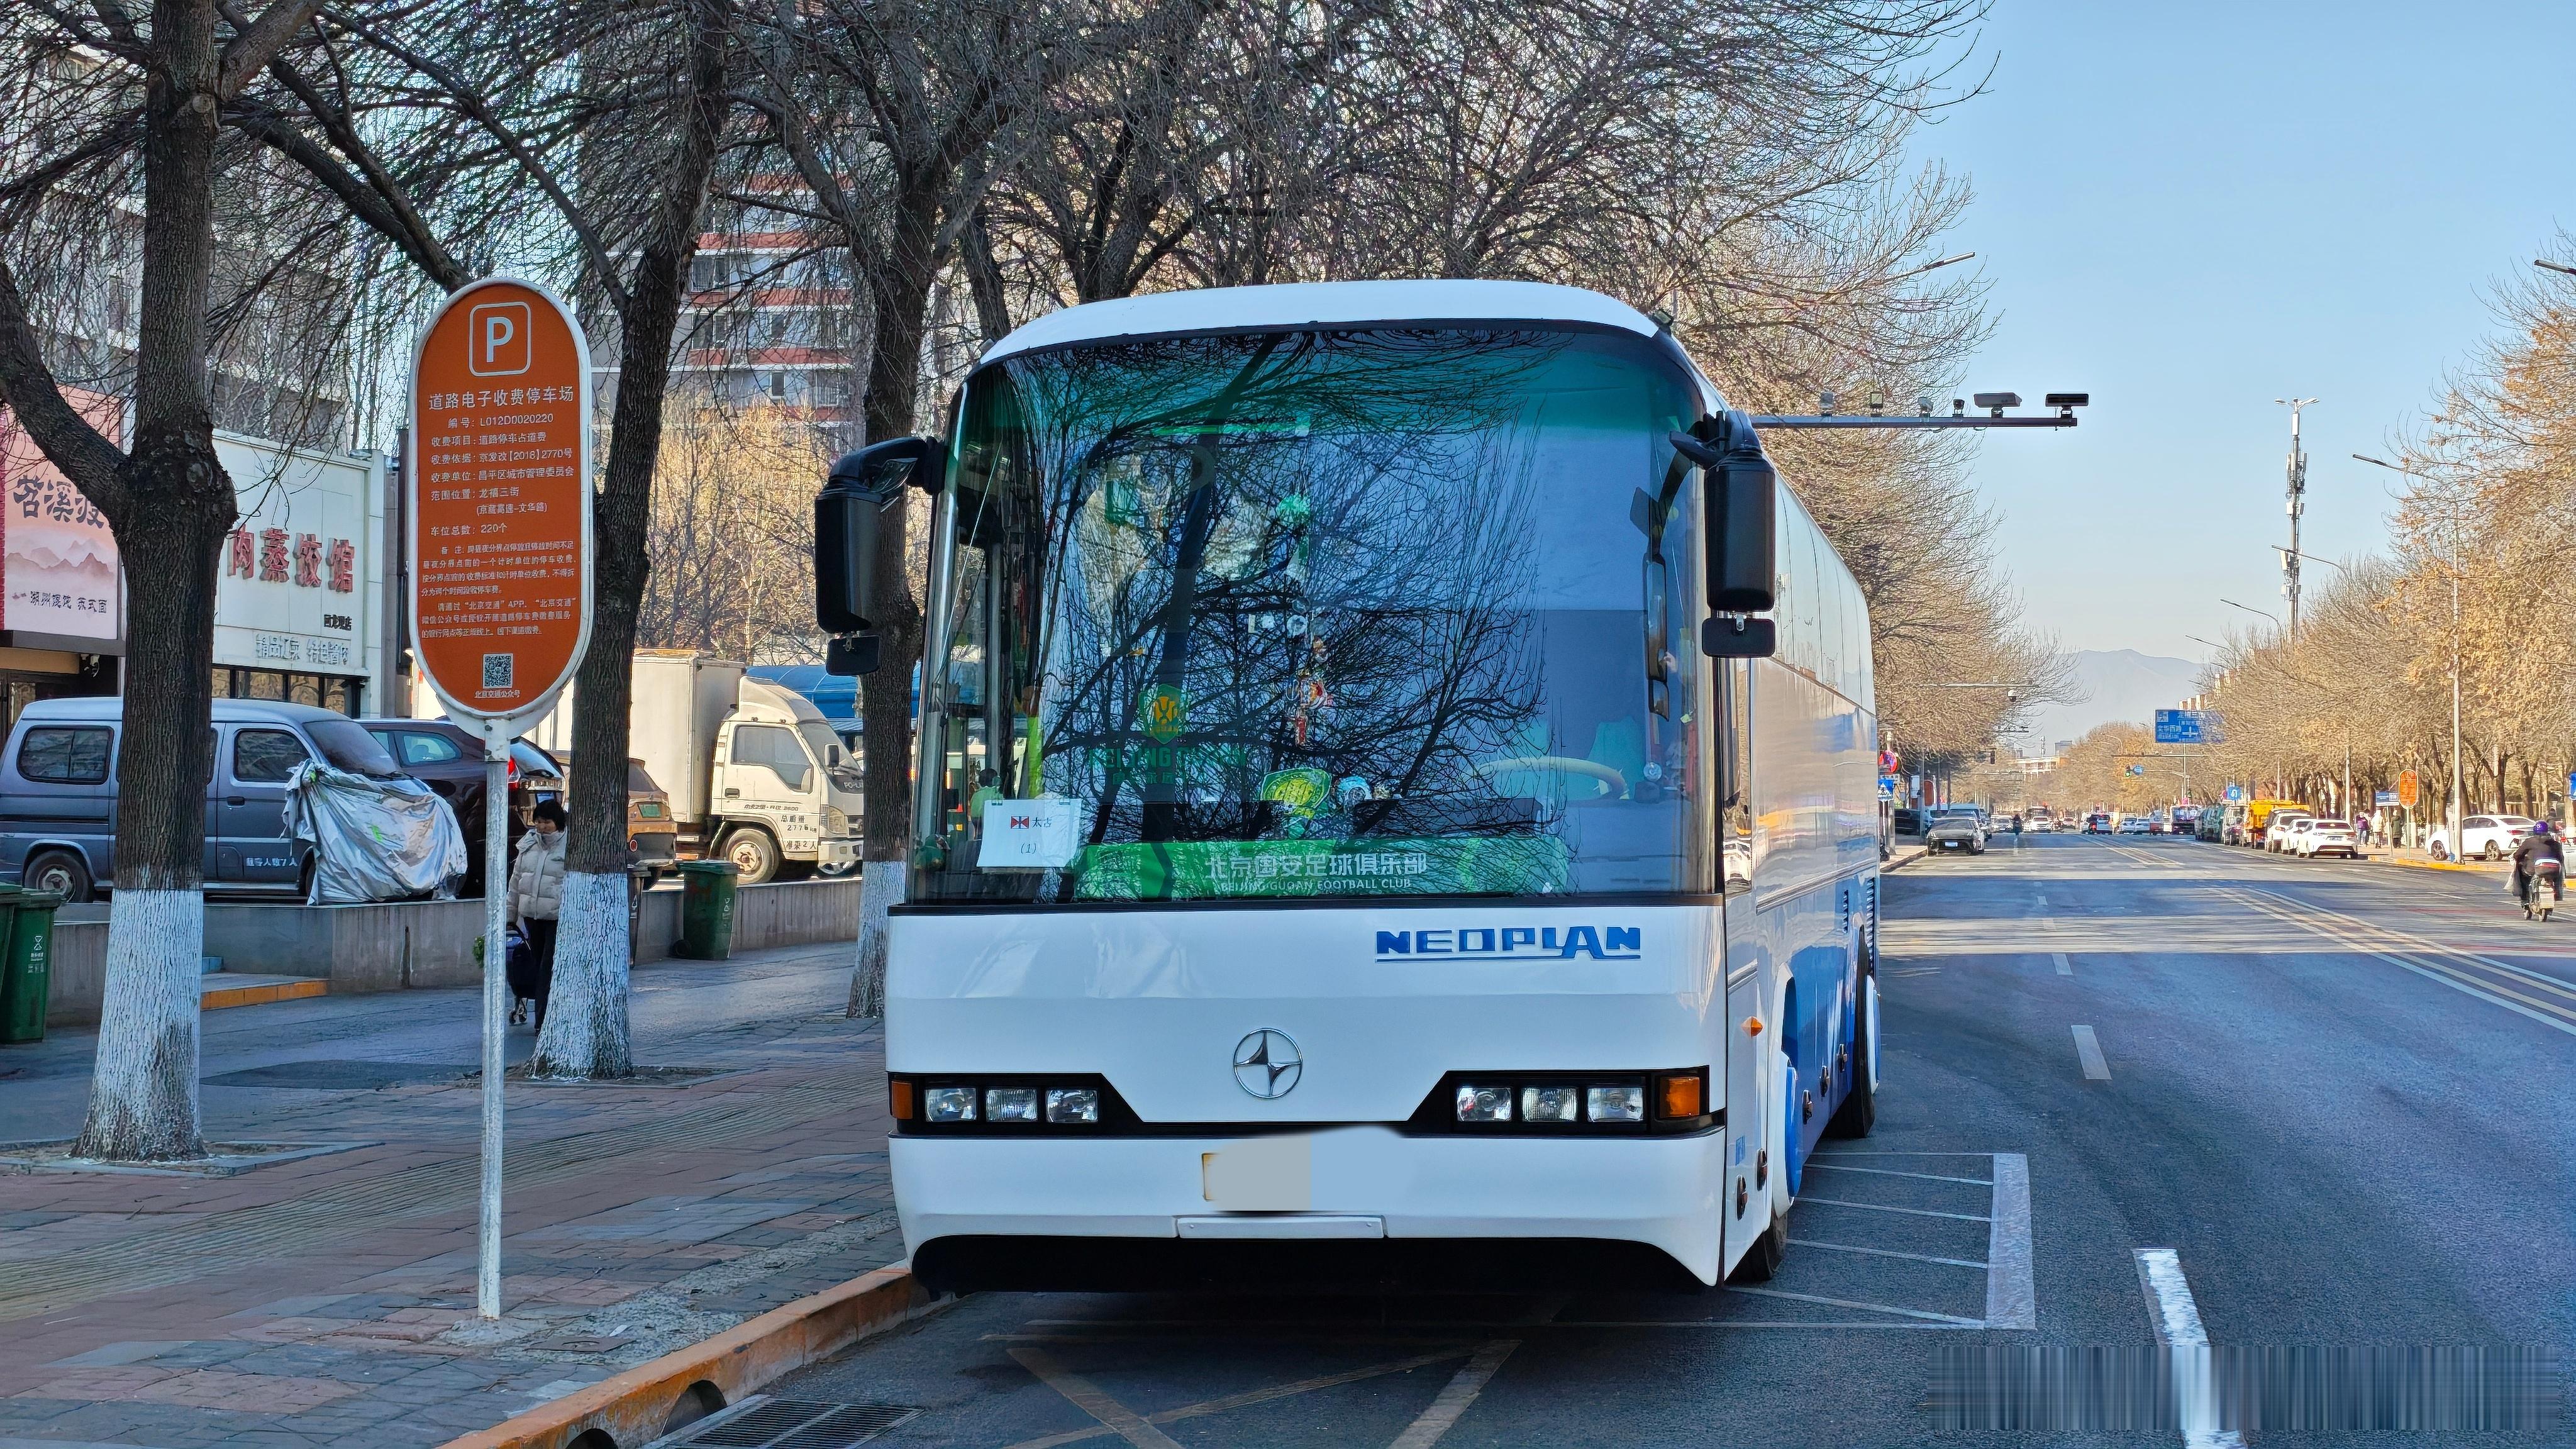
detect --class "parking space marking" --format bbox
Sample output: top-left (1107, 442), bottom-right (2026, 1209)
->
top-left (2072, 1024), bottom-right (2112, 1080)
top-left (2134, 1248), bottom-right (2246, 1449)
top-left (2053, 951), bottom-right (2073, 975)
top-left (1386, 1340), bottom-right (1518, 1449)
top-left (1010, 1346), bottom-right (1187, 1449)
top-left (1788, 1238), bottom-right (1988, 1270)
top-left (1984, 1153), bottom-right (2035, 1330)
top-left (998, 1347), bottom-right (1480, 1449)
top-left (1804, 1161), bottom-right (1992, 1186)
top-left (1794, 1196), bottom-right (1992, 1222)
top-left (1729, 1285), bottom-right (1985, 1326)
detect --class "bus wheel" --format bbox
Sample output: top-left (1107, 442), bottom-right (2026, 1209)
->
top-left (1727, 1206), bottom-right (1788, 1284)
top-left (1826, 970), bottom-right (1879, 1138)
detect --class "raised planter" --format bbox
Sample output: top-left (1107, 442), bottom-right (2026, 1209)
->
top-left (38, 877), bottom-right (859, 1027)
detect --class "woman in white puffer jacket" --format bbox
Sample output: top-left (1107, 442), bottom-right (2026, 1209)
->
top-left (507, 801), bottom-right (569, 1030)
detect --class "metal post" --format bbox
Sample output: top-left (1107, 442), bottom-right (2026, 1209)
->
top-left (2280, 398), bottom-right (2314, 636)
top-left (2450, 548), bottom-right (2464, 862)
top-left (478, 730), bottom-right (508, 1319)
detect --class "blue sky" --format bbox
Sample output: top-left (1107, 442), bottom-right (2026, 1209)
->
top-left (1909, 0), bottom-right (2576, 659)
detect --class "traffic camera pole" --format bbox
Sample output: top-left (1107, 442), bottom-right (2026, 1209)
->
top-left (480, 730), bottom-right (507, 1318)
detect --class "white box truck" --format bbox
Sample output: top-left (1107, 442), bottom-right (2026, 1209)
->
top-left (508, 649), bottom-right (864, 883)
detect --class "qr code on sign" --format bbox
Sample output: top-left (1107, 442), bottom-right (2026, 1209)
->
top-left (482, 653), bottom-right (514, 689)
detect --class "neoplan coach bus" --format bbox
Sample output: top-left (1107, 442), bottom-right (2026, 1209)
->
top-left (818, 279), bottom-right (1884, 1291)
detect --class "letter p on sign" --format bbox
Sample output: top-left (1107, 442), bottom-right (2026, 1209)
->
top-left (468, 301), bottom-right (531, 375)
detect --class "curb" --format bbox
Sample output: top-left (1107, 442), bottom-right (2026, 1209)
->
top-left (1882, 845), bottom-right (1929, 872)
top-left (2375, 855), bottom-right (2490, 874)
top-left (201, 977), bottom-right (327, 1011)
top-left (437, 1262), bottom-right (938, 1449)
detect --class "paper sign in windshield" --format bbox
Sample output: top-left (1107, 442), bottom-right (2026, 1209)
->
top-left (979, 796), bottom-right (1080, 869)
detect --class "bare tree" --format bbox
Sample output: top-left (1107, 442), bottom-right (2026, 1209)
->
top-left (0, 0), bottom-right (336, 1159)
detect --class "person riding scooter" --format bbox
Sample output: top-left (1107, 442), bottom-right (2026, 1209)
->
top-left (2510, 819), bottom-right (2564, 906)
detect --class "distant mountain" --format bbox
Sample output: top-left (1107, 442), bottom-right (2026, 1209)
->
top-left (2022, 649), bottom-right (2205, 755)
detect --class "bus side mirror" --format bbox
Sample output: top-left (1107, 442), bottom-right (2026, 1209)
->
top-left (816, 435), bottom-right (940, 633)
top-left (1672, 431), bottom-right (1777, 655)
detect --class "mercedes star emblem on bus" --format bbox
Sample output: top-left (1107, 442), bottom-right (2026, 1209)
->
top-left (1233, 1030), bottom-right (1302, 1099)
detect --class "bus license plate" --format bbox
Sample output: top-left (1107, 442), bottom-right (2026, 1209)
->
top-left (1201, 1136), bottom-right (1312, 1212)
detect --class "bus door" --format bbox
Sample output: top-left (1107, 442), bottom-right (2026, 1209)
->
top-left (1716, 657), bottom-right (1774, 1258)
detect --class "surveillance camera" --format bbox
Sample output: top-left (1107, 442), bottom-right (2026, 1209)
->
top-left (1971, 392), bottom-right (2021, 411)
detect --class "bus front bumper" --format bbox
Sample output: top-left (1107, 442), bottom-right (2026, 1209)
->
top-left (892, 1126), bottom-right (1726, 1291)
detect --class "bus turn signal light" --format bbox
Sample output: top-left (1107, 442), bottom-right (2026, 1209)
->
top-left (1654, 1071), bottom-right (1705, 1119)
top-left (890, 1079), bottom-right (915, 1121)
top-left (1744, 1016), bottom-right (1764, 1037)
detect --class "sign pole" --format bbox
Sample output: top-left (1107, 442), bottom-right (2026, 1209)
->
top-left (479, 729), bottom-right (507, 1318)
top-left (406, 274), bottom-right (595, 1324)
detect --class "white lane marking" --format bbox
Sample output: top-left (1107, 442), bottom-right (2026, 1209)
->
top-left (1985, 1153), bottom-right (2036, 1330)
top-left (997, 1349), bottom-right (1475, 1449)
top-left (2218, 887), bottom-right (2576, 1037)
top-left (1385, 1339), bottom-right (1518, 1449)
top-left (2133, 1248), bottom-right (2246, 1449)
top-left (2072, 1024), bottom-right (2112, 1080)
top-left (1792, 1196), bottom-right (1992, 1222)
top-left (1009, 1346), bottom-right (1187, 1449)
top-left (2231, 884), bottom-right (2576, 1000)
top-left (1728, 1285), bottom-right (1985, 1326)
top-left (1789, 1238), bottom-right (1989, 1270)
top-left (2053, 951), bottom-right (2074, 975)
top-left (1804, 1162), bottom-right (1993, 1185)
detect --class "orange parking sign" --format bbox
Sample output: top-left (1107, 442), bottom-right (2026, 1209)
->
top-left (406, 277), bottom-right (592, 726)
top-left (2397, 770), bottom-right (2419, 808)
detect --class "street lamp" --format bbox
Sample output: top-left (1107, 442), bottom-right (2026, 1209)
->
top-left (2218, 597), bottom-right (2280, 628)
top-left (2536, 259), bottom-right (2576, 278)
top-left (2355, 450), bottom-right (2463, 860)
top-left (2272, 545), bottom-right (2345, 574)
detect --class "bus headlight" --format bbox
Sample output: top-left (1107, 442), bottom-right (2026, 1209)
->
top-left (1586, 1085), bottom-right (1646, 1123)
top-left (985, 1087), bottom-right (1040, 1123)
top-left (1045, 1087), bottom-right (1098, 1124)
top-left (1455, 1084), bottom-right (1514, 1123)
top-left (924, 1086), bottom-right (977, 1122)
top-left (1521, 1085), bottom-right (1581, 1123)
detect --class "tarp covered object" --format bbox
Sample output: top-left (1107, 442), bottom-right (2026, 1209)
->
top-left (281, 760), bottom-right (469, 903)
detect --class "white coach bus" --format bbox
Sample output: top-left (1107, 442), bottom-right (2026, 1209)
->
top-left (829, 279), bottom-right (1883, 1291)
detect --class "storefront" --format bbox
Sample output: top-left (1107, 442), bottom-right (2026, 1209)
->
top-left (0, 384), bottom-right (126, 734)
top-left (211, 430), bottom-right (393, 716)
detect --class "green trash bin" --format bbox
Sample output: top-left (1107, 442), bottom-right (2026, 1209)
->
top-left (675, 860), bottom-right (738, 960)
top-left (0, 889), bottom-right (57, 1045)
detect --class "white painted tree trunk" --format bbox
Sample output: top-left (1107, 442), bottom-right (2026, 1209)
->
top-left (75, 888), bottom-right (206, 1160)
top-left (530, 872), bottom-right (631, 1079)
top-left (847, 860), bottom-right (905, 1019)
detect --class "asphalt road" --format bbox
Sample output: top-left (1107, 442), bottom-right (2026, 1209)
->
top-left (753, 834), bottom-right (2572, 1448)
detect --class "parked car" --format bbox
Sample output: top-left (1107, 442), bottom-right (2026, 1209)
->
top-left (2197, 811), bottom-right (2227, 842)
top-left (2116, 816), bottom-right (2153, 836)
top-left (2295, 818), bottom-right (2357, 858)
top-left (0, 699), bottom-right (406, 902)
top-left (360, 719), bottom-right (566, 896)
top-left (1890, 807), bottom-right (1924, 836)
top-left (2459, 814), bottom-right (2541, 860)
top-left (2270, 816), bottom-right (2314, 853)
top-left (1924, 814), bottom-right (1985, 854)
top-left (547, 753), bottom-right (680, 877)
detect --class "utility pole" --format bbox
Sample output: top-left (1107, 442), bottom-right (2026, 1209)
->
top-left (2277, 398), bottom-right (2316, 635)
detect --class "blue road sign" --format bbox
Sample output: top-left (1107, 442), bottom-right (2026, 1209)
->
top-left (2375, 791), bottom-right (2399, 807)
top-left (2224, 783), bottom-right (2244, 803)
top-left (2153, 709), bottom-right (2204, 744)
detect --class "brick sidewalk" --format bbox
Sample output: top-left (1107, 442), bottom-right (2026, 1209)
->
top-left (0, 943), bottom-right (901, 1449)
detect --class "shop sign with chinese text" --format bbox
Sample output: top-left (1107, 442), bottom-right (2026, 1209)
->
top-left (213, 430), bottom-right (376, 675)
top-left (0, 386), bottom-right (122, 644)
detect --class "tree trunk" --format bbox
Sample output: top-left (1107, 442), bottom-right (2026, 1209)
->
top-left (66, 0), bottom-right (243, 1160)
top-left (848, 202), bottom-right (940, 1020)
top-left (530, 0), bottom-right (731, 1077)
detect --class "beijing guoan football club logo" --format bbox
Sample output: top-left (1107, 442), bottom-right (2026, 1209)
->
top-left (1140, 684), bottom-right (1189, 743)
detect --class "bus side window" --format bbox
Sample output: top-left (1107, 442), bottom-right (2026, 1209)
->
top-left (1720, 659), bottom-right (1753, 892)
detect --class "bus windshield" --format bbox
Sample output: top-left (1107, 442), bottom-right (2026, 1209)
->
top-left (910, 327), bottom-right (1710, 904)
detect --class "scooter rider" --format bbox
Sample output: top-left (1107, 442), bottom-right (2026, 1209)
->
top-left (2511, 819), bottom-right (2564, 905)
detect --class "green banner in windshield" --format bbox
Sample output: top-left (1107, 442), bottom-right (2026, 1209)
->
top-left (1070, 836), bottom-right (1571, 901)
